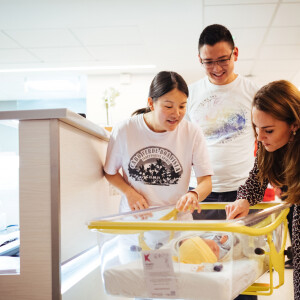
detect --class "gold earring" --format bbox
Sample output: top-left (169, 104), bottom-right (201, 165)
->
top-left (293, 131), bottom-right (296, 136)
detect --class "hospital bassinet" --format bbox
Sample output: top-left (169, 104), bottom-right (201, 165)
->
top-left (88, 203), bottom-right (290, 300)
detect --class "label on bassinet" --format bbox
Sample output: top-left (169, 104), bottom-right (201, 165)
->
top-left (142, 249), bottom-right (177, 298)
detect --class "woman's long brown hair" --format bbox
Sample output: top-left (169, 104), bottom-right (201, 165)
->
top-left (253, 80), bottom-right (300, 204)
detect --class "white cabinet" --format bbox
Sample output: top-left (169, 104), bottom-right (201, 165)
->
top-left (0, 109), bottom-right (121, 300)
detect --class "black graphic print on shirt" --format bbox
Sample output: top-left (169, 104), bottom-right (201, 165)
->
top-left (128, 146), bottom-right (183, 185)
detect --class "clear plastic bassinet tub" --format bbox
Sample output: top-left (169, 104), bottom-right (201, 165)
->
top-left (87, 202), bottom-right (290, 300)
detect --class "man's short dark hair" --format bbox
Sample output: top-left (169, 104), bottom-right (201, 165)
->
top-left (198, 24), bottom-right (234, 52)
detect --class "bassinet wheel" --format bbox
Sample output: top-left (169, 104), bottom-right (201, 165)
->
top-left (284, 246), bottom-right (293, 259)
top-left (254, 247), bottom-right (265, 255)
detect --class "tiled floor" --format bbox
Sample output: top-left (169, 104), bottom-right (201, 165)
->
top-left (257, 268), bottom-right (294, 300)
top-left (257, 233), bottom-right (294, 300)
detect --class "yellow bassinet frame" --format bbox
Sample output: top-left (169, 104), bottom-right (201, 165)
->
top-left (88, 202), bottom-right (290, 296)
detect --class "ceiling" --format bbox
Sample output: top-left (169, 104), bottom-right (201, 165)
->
top-left (0, 0), bottom-right (300, 100)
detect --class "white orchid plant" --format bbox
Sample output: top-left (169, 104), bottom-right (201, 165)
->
top-left (102, 87), bottom-right (120, 125)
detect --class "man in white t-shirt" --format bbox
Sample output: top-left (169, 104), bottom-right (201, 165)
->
top-left (186, 23), bottom-right (259, 300)
top-left (187, 24), bottom-right (259, 298)
top-left (186, 25), bottom-right (259, 212)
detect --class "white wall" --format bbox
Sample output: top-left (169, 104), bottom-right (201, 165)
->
top-left (0, 123), bottom-right (19, 228)
top-left (86, 73), bottom-right (156, 127)
top-left (0, 72), bottom-right (157, 228)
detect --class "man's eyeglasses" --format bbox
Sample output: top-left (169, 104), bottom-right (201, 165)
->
top-left (200, 50), bottom-right (234, 69)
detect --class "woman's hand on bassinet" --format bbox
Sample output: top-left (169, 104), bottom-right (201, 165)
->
top-left (125, 188), bottom-right (149, 211)
top-left (225, 199), bottom-right (250, 220)
top-left (176, 191), bottom-right (201, 213)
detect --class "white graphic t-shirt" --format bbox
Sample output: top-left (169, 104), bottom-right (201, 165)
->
top-left (104, 114), bottom-right (213, 212)
top-left (186, 75), bottom-right (259, 192)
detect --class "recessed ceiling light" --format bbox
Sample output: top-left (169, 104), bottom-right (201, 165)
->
top-left (0, 65), bottom-right (156, 73)
top-left (24, 79), bottom-right (79, 92)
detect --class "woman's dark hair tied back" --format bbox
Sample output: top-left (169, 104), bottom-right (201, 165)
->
top-left (149, 71), bottom-right (189, 100)
top-left (132, 71), bottom-right (188, 116)
top-left (132, 107), bottom-right (151, 116)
